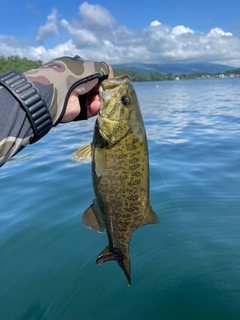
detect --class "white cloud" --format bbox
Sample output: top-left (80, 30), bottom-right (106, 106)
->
top-left (60, 19), bottom-right (98, 46)
top-left (1, 2), bottom-right (240, 67)
top-left (36, 40), bottom-right (80, 61)
top-left (0, 38), bottom-right (46, 61)
top-left (36, 8), bottom-right (59, 44)
top-left (207, 27), bottom-right (233, 37)
top-left (171, 25), bottom-right (194, 35)
top-left (150, 20), bottom-right (162, 27)
top-left (79, 1), bottom-right (115, 27)
top-left (0, 35), bottom-right (28, 48)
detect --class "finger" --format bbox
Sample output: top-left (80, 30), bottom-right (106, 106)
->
top-left (107, 64), bottom-right (114, 79)
top-left (73, 78), bottom-right (99, 95)
top-left (87, 97), bottom-right (101, 118)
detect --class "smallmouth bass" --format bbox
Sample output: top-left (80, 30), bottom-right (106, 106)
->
top-left (71, 76), bottom-right (159, 285)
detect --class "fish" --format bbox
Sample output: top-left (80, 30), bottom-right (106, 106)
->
top-left (71, 75), bottom-right (159, 285)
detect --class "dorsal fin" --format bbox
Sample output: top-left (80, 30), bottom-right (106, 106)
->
top-left (82, 201), bottom-right (105, 232)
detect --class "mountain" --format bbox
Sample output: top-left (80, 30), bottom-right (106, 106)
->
top-left (112, 62), bottom-right (235, 75)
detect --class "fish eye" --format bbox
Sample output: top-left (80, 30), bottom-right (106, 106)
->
top-left (121, 95), bottom-right (130, 105)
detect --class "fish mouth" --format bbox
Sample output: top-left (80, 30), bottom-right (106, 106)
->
top-left (99, 75), bottom-right (130, 98)
top-left (98, 75), bottom-right (130, 122)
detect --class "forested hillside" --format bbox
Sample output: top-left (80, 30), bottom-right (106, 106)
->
top-left (0, 55), bottom-right (42, 74)
top-left (1, 56), bottom-right (239, 81)
top-left (113, 68), bottom-right (175, 81)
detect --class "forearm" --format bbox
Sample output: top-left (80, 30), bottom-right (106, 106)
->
top-left (0, 80), bottom-right (53, 166)
top-left (0, 56), bottom-right (110, 167)
top-left (0, 85), bottom-right (33, 166)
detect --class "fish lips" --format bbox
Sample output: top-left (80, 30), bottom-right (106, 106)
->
top-left (99, 76), bottom-right (130, 102)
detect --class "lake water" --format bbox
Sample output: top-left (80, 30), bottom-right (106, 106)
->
top-left (0, 78), bottom-right (240, 320)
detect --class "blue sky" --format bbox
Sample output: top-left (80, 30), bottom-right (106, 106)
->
top-left (1, 0), bottom-right (240, 67)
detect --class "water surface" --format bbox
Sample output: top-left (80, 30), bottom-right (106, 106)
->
top-left (0, 78), bottom-right (240, 319)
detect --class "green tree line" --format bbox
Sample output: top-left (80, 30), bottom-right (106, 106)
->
top-left (113, 68), bottom-right (175, 81)
top-left (0, 55), bottom-right (239, 81)
top-left (224, 68), bottom-right (240, 75)
top-left (0, 55), bottom-right (42, 74)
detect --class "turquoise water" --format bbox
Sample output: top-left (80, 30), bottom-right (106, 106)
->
top-left (0, 78), bottom-right (240, 319)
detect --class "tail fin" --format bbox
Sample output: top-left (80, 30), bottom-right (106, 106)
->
top-left (96, 246), bottom-right (131, 286)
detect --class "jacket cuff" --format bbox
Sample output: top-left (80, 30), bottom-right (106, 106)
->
top-left (0, 71), bottom-right (52, 143)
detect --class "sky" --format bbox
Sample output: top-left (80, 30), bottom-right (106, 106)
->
top-left (1, 0), bottom-right (240, 67)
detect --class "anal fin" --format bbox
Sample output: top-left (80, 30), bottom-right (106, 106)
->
top-left (82, 200), bottom-right (105, 232)
top-left (140, 204), bottom-right (160, 227)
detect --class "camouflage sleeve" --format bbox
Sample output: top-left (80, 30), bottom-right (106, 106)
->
top-left (25, 56), bottom-right (109, 125)
top-left (0, 82), bottom-right (53, 167)
top-left (0, 56), bottom-right (109, 167)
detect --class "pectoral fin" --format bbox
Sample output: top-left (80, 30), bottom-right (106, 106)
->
top-left (70, 144), bottom-right (92, 162)
top-left (140, 205), bottom-right (160, 226)
top-left (95, 147), bottom-right (107, 177)
top-left (82, 201), bottom-right (105, 232)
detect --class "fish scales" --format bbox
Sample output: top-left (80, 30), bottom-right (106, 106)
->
top-left (92, 123), bottom-right (148, 244)
top-left (71, 75), bottom-right (159, 285)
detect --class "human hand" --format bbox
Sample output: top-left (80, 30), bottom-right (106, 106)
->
top-left (25, 56), bottom-right (113, 126)
top-left (62, 63), bottom-right (114, 122)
